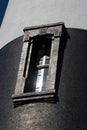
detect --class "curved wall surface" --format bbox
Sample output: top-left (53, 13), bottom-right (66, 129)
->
top-left (0, 28), bottom-right (87, 130)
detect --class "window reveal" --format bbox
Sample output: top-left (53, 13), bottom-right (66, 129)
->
top-left (24, 36), bottom-right (51, 93)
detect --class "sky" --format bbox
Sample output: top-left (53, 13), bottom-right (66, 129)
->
top-left (0, 0), bottom-right (9, 26)
top-left (0, 0), bottom-right (87, 49)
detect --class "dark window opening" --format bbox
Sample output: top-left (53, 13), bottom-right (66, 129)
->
top-left (24, 36), bottom-right (52, 93)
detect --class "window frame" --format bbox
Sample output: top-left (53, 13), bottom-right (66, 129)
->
top-left (12, 22), bottom-right (64, 106)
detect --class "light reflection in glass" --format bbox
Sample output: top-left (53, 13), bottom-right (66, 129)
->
top-left (36, 56), bottom-right (50, 92)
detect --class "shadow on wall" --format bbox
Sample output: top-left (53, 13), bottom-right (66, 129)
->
top-left (0, 0), bottom-right (9, 27)
top-left (0, 35), bottom-right (23, 129)
top-left (55, 26), bottom-right (70, 101)
top-left (0, 35), bottom-right (23, 108)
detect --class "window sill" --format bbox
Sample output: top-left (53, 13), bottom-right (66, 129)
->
top-left (12, 89), bottom-right (56, 106)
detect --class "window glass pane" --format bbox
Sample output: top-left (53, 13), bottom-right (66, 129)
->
top-left (35, 56), bottom-right (50, 92)
top-left (36, 69), bottom-right (44, 92)
top-left (42, 68), bottom-right (49, 91)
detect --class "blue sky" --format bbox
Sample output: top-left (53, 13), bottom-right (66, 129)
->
top-left (0, 0), bottom-right (9, 26)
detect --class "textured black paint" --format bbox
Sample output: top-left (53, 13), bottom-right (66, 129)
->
top-left (0, 28), bottom-right (87, 130)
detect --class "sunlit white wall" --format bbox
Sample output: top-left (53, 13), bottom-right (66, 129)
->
top-left (0, 0), bottom-right (87, 48)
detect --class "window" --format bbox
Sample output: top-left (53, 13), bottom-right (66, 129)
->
top-left (24, 35), bottom-right (51, 93)
top-left (12, 22), bottom-right (64, 106)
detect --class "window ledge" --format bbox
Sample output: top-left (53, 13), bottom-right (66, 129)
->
top-left (12, 89), bottom-right (55, 106)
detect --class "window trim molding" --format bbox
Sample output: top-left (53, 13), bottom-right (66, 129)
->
top-left (12, 22), bottom-right (64, 106)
